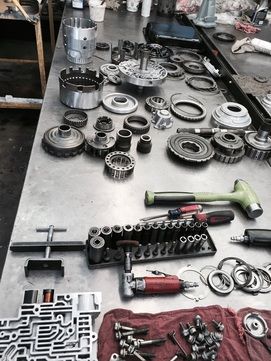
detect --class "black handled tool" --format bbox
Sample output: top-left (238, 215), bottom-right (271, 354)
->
top-left (231, 229), bottom-right (271, 246)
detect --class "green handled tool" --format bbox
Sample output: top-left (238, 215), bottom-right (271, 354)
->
top-left (145, 179), bottom-right (263, 219)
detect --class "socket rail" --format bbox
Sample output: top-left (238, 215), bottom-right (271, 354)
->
top-left (86, 220), bottom-right (216, 269)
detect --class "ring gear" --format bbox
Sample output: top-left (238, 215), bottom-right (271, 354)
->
top-left (145, 96), bottom-right (169, 113)
top-left (105, 151), bottom-right (135, 179)
top-left (244, 127), bottom-right (271, 160)
top-left (42, 125), bottom-right (85, 157)
top-left (94, 116), bottom-right (114, 132)
top-left (170, 99), bottom-right (207, 122)
top-left (123, 115), bottom-right (150, 134)
top-left (212, 132), bottom-right (245, 164)
top-left (63, 110), bottom-right (88, 128)
top-left (85, 132), bottom-right (115, 158)
top-left (167, 133), bottom-right (214, 163)
top-left (182, 60), bottom-right (205, 75)
top-left (159, 62), bottom-right (184, 78)
top-left (186, 76), bottom-right (217, 92)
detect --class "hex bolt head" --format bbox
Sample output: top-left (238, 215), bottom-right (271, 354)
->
top-left (180, 322), bottom-right (190, 337)
top-left (187, 335), bottom-right (196, 344)
top-left (189, 325), bottom-right (197, 335)
top-left (201, 350), bottom-right (217, 361)
top-left (187, 352), bottom-right (199, 361)
top-left (194, 315), bottom-right (202, 329)
top-left (204, 335), bottom-right (215, 347)
top-left (115, 331), bottom-right (122, 340)
top-left (192, 344), bottom-right (206, 353)
top-left (212, 320), bottom-right (224, 332)
top-left (211, 332), bottom-right (223, 342)
top-left (119, 340), bottom-right (130, 348)
top-left (196, 333), bottom-right (205, 343)
top-left (114, 322), bottom-right (135, 331)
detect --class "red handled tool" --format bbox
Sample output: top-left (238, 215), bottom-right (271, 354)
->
top-left (140, 205), bottom-right (203, 222)
top-left (191, 210), bottom-right (235, 225)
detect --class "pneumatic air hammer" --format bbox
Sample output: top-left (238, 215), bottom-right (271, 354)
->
top-left (117, 240), bottom-right (198, 298)
top-left (145, 179), bottom-right (263, 219)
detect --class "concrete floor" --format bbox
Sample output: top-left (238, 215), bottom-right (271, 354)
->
top-left (0, 18), bottom-right (60, 277)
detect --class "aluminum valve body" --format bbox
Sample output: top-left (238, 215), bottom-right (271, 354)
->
top-left (42, 124), bottom-right (85, 157)
top-left (62, 17), bottom-right (97, 64)
top-left (212, 102), bottom-right (251, 129)
top-left (59, 67), bottom-right (104, 110)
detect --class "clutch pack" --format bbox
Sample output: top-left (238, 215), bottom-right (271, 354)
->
top-left (167, 133), bottom-right (214, 163)
top-left (42, 125), bottom-right (85, 157)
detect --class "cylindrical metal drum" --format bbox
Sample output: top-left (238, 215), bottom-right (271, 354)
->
top-left (63, 17), bottom-right (97, 64)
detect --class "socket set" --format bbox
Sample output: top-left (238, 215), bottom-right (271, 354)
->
top-left (86, 220), bottom-right (216, 268)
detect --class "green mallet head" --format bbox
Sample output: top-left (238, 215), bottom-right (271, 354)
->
top-left (233, 179), bottom-right (263, 219)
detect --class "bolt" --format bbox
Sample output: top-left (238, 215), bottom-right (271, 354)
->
top-left (187, 352), bottom-right (199, 361)
top-left (201, 350), bottom-right (217, 361)
top-left (121, 328), bottom-right (149, 337)
top-left (168, 331), bottom-right (187, 357)
top-left (204, 334), bottom-right (215, 347)
top-left (188, 324), bottom-right (197, 335)
top-left (208, 344), bottom-right (218, 351)
top-left (194, 315), bottom-right (202, 329)
top-left (180, 322), bottom-right (190, 337)
top-left (169, 351), bottom-right (183, 361)
top-left (211, 332), bottom-right (223, 342)
top-left (120, 348), bottom-right (147, 361)
top-left (187, 335), bottom-right (196, 345)
top-left (114, 322), bottom-right (135, 331)
top-left (119, 340), bottom-right (130, 349)
top-left (212, 320), bottom-right (224, 332)
top-left (133, 338), bottom-right (166, 348)
top-left (196, 333), bottom-right (204, 344)
top-left (192, 344), bottom-right (206, 353)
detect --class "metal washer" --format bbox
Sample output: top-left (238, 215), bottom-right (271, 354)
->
top-left (102, 93), bottom-right (138, 114)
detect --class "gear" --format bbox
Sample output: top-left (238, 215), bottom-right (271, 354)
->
top-left (170, 50), bottom-right (202, 64)
top-left (244, 127), bottom-right (271, 160)
top-left (145, 96), bottom-right (169, 113)
top-left (167, 133), bottom-right (214, 163)
top-left (104, 151), bottom-right (135, 179)
top-left (138, 43), bottom-right (173, 62)
top-left (212, 132), bottom-right (245, 164)
top-left (94, 116), bottom-right (114, 132)
top-left (85, 132), bottom-right (115, 158)
top-left (182, 61), bottom-right (205, 75)
top-left (63, 110), bottom-right (88, 128)
top-left (123, 115), bottom-right (150, 134)
top-left (159, 62), bottom-right (184, 78)
top-left (170, 99), bottom-right (207, 122)
top-left (186, 76), bottom-right (217, 92)
top-left (42, 125), bottom-right (85, 157)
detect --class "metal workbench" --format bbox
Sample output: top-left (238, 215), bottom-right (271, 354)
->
top-left (0, 6), bottom-right (271, 328)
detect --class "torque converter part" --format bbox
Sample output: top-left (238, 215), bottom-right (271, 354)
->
top-left (94, 116), bottom-right (114, 132)
top-left (62, 17), bottom-right (97, 64)
top-left (170, 50), bottom-right (202, 64)
top-left (42, 125), bottom-right (85, 157)
top-left (181, 60), bottom-right (205, 74)
top-left (115, 129), bottom-right (132, 151)
top-left (186, 76), bottom-right (217, 92)
top-left (104, 151), bottom-right (135, 179)
top-left (100, 63), bottom-right (119, 77)
top-left (145, 96), bottom-right (169, 112)
top-left (63, 110), bottom-right (88, 128)
top-left (85, 132), bottom-right (115, 158)
top-left (243, 312), bottom-right (268, 338)
top-left (152, 110), bottom-right (173, 129)
top-left (170, 99), bottom-right (207, 122)
top-left (244, 126), bottom-right (271, 160)
top-left (212, 132), bottom-right (245, 163)
top-left (118, 49), bottom-right (167, 87)
top-left (137, 135), bottom-right (152, 153)
top-left (59, 67), bottom-right (104, 110)
top-left (138, 43), bottom-right (173, 62)
top-left (158, 62), bottom-right (184, 78)
top-left (102, 93), bottom-right (138, 114)
top-left (167, 133), bottom-right (214, 163)
top-left (212, 102), bottom-right (252, 129)
top-left (123, 115), bottom-right (150, 134)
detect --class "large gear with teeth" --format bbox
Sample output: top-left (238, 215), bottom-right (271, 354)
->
top-left (244, 128), bottom-right (271, 160)
top-left (212, 132), bottom-right (245, 164)
top-left (167, 133), bottom-right (214, 163)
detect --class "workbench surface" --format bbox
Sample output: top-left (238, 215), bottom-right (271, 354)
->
top-left (0, 6), bottom-right (271, 326)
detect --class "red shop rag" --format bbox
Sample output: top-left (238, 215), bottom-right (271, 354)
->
top-left (98, 305), bottom-right (252, 361)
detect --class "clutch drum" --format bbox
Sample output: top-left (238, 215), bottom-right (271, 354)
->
top-left (167, 133), bottom-right (214, 163)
